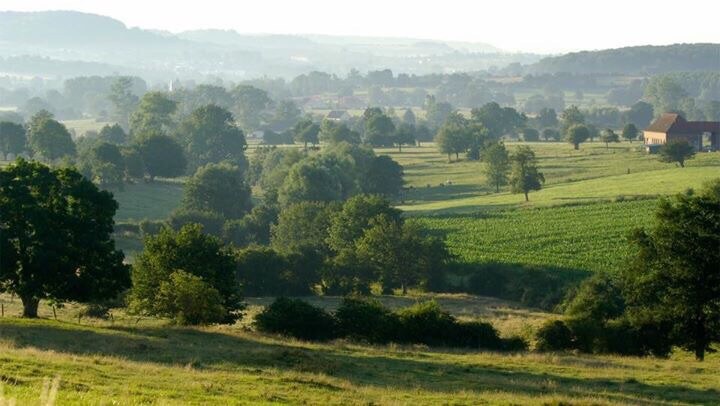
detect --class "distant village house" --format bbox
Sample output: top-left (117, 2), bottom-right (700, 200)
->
top-left (326, 110), bottom-right (351, 122)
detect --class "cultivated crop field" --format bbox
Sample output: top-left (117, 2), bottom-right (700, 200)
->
top-left (1, 295), bottom-right (719, 405)
top-left (417, 199), bottom-right (654, 275)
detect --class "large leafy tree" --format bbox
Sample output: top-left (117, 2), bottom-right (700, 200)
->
top-left (27, 111), bottom-right (76, 161)
top-left (277, 158), bottom-right (344, 206)
top-left (270, 201), bottom-right (338, 255)
top-left (600, 129), bottom-right (620, 149)
top-left (108, 76), bottom-right (140, 130)
top-left (482, 142), bottom-right (510, 193)
top-left (366, 155), bottom-right (404, 197)
top-left (434, 112), bottom-right (470, 162)
top-left (177, 104), bottom-right (247, 172)
top-left (470, 102), bottom-right (526, 139)
top-left (79, 141), bottom-right (126, 186)
top-left (622, 181), bottom-right (720, 360)
top-left (355, 215), bottom-right (450, 294)
top-left (293, 118), bottom-right (320, 149)
top-left (659, 140), bottom-right (696, 168)
top-left (363, 108), bottom-right (396, 147)
top-left (98, 123), bottom-right (128, 145)
top-left (0, 159), bottom-right (129, 317)
top-left (326, 194), bottom-right (402, 253)
top-left (128, 224), bottom-right (242, 324)
top-left (129, 92), bottom-right (177, 137)
top-left (394, 123), bottom-right (416, 152)
top-left (183, 162), bottom-right (252, 219)
top-left (135, 134), bottom-right (187, 180)
top-left (231, 85), bottom-right (271, 131)
top-left (509, 146), bottom-right (544, 202)
top-left (0, 121), bottom-right (27, 155)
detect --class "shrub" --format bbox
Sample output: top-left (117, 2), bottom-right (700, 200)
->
top-left (168, 209), bottom-right (225, 237)
top-left (395, 301), bottom-right (457, 346)
top-left (501, 336), bottom-right (529, 352)
top-left (254, 297), bottom-right (337, 341)
top-left (77, 303), bottom-right (112, 319)
top-left (154, 270), bottom-right (227, 325)
top-left (450, 320), bottom-right (503, 349)
top-left (139, 219), bottom-right (165, 236)
top-left (335, 297), bottom-right (398, 343)
top-left (535, 320), bottom-right (574, 351)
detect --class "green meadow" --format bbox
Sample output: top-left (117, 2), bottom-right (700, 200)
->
top-left (1, 295), bottom-right (719, 405)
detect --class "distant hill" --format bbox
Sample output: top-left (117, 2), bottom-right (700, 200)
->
top-left (529, 44), bottom-right (720, 75)
top-left (0, 10), bottom-right (532, 81)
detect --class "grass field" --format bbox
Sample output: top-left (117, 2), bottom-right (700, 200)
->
top-left (112, 180), bottom-right (185, 222)
top-left (1, 295), bottom-right (719, 405)
top-left (61, 119), bottom-right (114, 137)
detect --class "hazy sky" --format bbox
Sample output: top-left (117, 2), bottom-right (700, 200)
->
top-left (3, 0), bottom-right (719, 53)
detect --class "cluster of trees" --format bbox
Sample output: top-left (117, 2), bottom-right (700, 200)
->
top-left (537, 181), bottom-right (720, 360)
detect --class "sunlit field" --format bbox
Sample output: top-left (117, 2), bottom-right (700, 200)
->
top-left (1, 294), bottom-right (719, 405)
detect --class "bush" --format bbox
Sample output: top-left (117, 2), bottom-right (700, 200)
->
top-left (450, 320), bottom-right (503, 349)
top-left (254, 297), bottom-right (337, 341)
top-left (139, 219), bottom-right (165, 236)
top-left (168, 209), bottom-right (225, 237)
top-left (154, 270), bottom-right (227, 325)
top-left (535, 320), bottom-right (574, 351)
top-left (501, 336), bottom-right (529, 352)
top-left (335, 297), bottom-right (398, 343)
top-left (395, 301), bottom-right (457, 346)
top-left (77, 303), bottom-right (112, 319)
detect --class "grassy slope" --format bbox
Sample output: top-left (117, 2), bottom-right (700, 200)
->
top-left (1, 296), bottom-right (719, 405)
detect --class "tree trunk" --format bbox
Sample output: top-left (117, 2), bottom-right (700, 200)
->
top-left (455, 152), bottom-right (459, 160)
top-left (402, 283), bottom-right (407, 295)
top-left (695, 312), bottom-right (706, 361)
top-left (448, 153), bottom-right (451, 162)
top-left (398, 145), bottom-right (402, 153)
top-left (496, 182), bottom-right (500, 193)
top-left (679, 160), bottom-right (685, 168)
top-left (524, 192), bottom-right (529, 202)
top-left (574, 143), bottom-right (579, 150)
top-left (21, 295), bottom-right (40, 318)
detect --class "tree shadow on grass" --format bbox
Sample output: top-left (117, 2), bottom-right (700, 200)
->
top-left (0, 320), bottom-right (717, 404)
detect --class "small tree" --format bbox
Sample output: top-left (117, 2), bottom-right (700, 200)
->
top-left (622, 181), bottom-right (720, 360)
top-left (566, 124), bottom-right (590, 150)
top-left (509, 146), bottom-right (544, 202)
top-left (622, 123), bottom-right (639, 143)
top-left (155, 270), bottom-right (227, 325)
top-left (0, 159), bottom-right (129, 317)
top-left (600, 129), bottom-right (619, 149)
top-left (394, 123), bottom-right (416, 152)
top-left (542, 128), bottom-right (560, 141)
top-left (80, 141), bottom-right (126, 186)
top-left (521, 128), bottom-right (540, 142)
top-left (128, 224), bottom-right (243, 324)
top-left (659, 140), bottom-right (695, 168)
top-left (482, 142), bottom-right (510, 192)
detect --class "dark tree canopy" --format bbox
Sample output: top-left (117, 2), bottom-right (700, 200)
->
top-left (622, 123), bottom-right (639, 142)
top-left (0, 121), bottom-right (27, 155)
top-left (98, 123), bottom-right (128, 145)
top-left (0, 159), bottom-right (129, 317)
top-left (136, 134), bottom-right (187, 179)
top-left (183, 162), bottom-right (252, 219)
top-left (622, 181), bottom-right (720, 360)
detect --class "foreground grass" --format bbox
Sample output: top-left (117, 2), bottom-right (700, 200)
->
top-left (1, 297), bottom-right (719, 405)
top-left (0, 320), bottom-right (718, 404)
